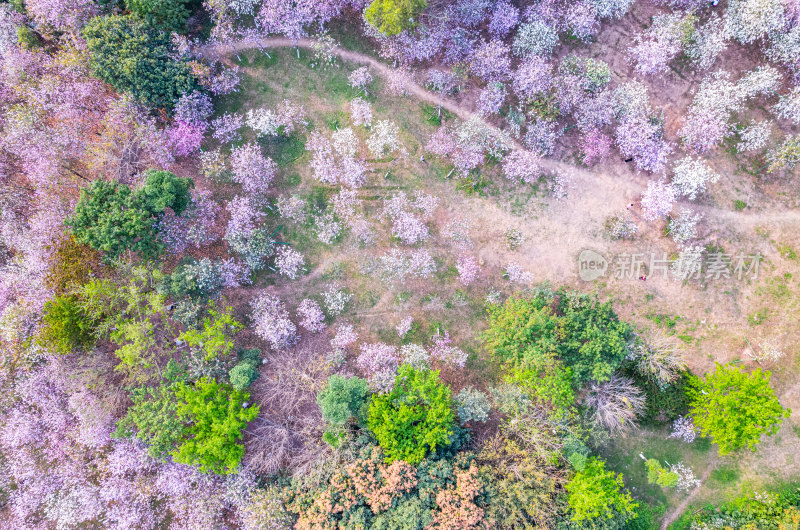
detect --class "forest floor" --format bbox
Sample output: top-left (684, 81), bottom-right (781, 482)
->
top-left (195, 6), bottom-right (800, 525)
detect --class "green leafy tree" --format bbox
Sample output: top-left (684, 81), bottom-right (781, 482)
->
top-left (318, 374), bottom-right (370, 447)
top-left (367, 365), bottom-right (454, 464)
top-left (318, 375), bottom-right (370, 426)
top-left (75, 267), bottom-right (169, 383)
top-left (114, 384), bottom-right (184, 458)
top-left (178, 305), bottom-right (242, 361)
top-left (126, 0), bottom-right (190, 32)
top-left (83, 15), bottom-right (196, 109)
top-left (36, 295), bottom-right (98, 354)
top-left (66, 180), bottom-right (155, 258)
top-left (364, 0), bottom-right (427, 36)
top-left (66, 170), bottom-right (193, 259)
top-left (117, 378), bottom-right (259, 473)
top-left (172, 377), bottom-right (259, 473)
top-left (688, 363), bottom-right (790, 455)
top-left (483, 291), bottom-right (630, 386)
top-left (138, 169), bottom-right (193, 216)
top-left (565, 457), bottom-right (638, 522)
top-left (505, 355), bottom-right (575, 414)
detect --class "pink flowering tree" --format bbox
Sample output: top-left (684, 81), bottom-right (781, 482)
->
top-left (297, 299), bottom-right (326, 332)
top-left (356, 343), bottom-right (400, 392)
top-left (211, 113), bottom-right (244, 144)
top-left (641, 179), bottom-right (677, 221)
top-left (582, 129), bottom-right (612, 165)
top-left (350, 97), bottom-right (373, 127)
top-left (502, 150), bottom-right (542, 184)
top-left (488, 0), bottom-right (520, 38)
top-left (456, 254), bottom-right (480, 285)
top-left (251, 293), bottom-right (298, 350)
top-left (331, 323), bottom-right (358, 350)
top-left (469, 40), bottom-right (512, 82)
top-left (348, 66), bottom-right (373, 95)
top-left (273, 246), bottom-right (305, 279)
top-left (230, 143), bottom-right (277, 196)
top-left (628, 12), bottom-right (697, 76)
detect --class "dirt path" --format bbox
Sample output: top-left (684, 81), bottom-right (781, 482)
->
top-left (660, 456), bottom-right (719, 530)
top-left (200, 37), bottom-right (800, 229)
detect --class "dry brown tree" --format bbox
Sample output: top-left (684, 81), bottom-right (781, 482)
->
top-left (242, 334), bottom-right (332, 479)
top-left (632, 330), bottom-right (687, 387)
top-left (583, 374), bottom-right (646, 434)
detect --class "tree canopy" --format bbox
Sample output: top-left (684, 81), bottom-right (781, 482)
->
top-left (66, 170), bottom-right (193, 259)
top-left (116, 377), bottom-right (259, 474)
top-left (367, 365), bottom-right (455, 464)
top-left (84, 15), bottom-right (197, 109)
top-left (126, 0), bottom-right (191, 32)
top-left (566, 457), bottom-right (638, 522)
top-left (483, 290), bottom-right (631, 385)
top-left (688, 363), bottom-right (790, 455)
top-left (364, 0), bottom-right (427, 37)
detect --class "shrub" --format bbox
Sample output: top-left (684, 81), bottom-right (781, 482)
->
top-left (228, 348), bottom-right (262, 391)
top-left (688, 363), bottom-right (791, 455)
top-left (645, 459), bottom-right (679, 487)
top-left (368, 365), bottom-right (455, 464)
top-left (83, 15), bottom-right (196, 109)
top-left (565, 458), bottom-right (638, 522)
top-left (683, 487), bottom-right (800, 528)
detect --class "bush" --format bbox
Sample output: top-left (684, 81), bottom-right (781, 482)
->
top-left (682, 486), bottom-right (800, 529)
top-left (229, 350), bottom-right (261, 391)
top-left (645, 459), bottom-right (678, 488)
top-left (83, 15), bottom-right (196, 109)
top-left (688, 363), bottom-right (790, 455)
top-left (368, 365), bottom-right (455, 464)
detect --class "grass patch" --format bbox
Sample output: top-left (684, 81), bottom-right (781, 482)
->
top-left (260, 133), bottom-right (306, 167)
top-left (709, 465), bottom-right (740, 486)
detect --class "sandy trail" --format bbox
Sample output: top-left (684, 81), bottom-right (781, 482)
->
top-left (200, 37), bottom-right (800, 228)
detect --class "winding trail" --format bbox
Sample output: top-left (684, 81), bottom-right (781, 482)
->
top-left (199, 37), bottom-right (800, 228)
top-left (660, 456), bottom-right (718, 530)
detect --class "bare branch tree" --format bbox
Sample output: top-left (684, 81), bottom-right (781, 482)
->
top-left (584, 375), bottom-right (646, 434)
